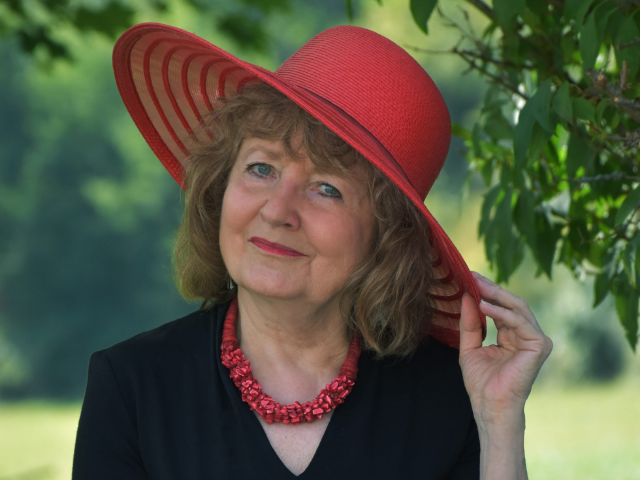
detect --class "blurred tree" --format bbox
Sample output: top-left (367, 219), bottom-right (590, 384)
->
top-left (400, 0), bottom-right (640, 352)
top-left (0, 0), bottom-right (291, 66)
top-left (0, 0), bottom-right (349, 399)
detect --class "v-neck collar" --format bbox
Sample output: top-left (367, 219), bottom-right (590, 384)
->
top-left (210, 299), bottom-right (359, 478)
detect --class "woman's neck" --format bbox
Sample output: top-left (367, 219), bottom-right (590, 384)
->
top-left (233, 288), bottom-right (351, 403)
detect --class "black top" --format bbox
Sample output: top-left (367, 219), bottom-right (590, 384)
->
top-left (72, 300), bottom-right (480, 479)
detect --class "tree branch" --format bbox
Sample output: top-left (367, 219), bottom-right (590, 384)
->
top-left (457, 48), bottom-right (536, 70)
top-left (618, 37), bottom-right (640, 50)
top-left (556, 172), bottom-right (640, 184)
top-left (586, 69), bottom-right (640, 123)
top-left (464, 0), bottom-right (495, 21)
top-left (456, 52), bottom-right (529, 100)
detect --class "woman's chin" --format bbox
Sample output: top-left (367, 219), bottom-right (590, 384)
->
top-left (236, 267), bottom-right (304, 300)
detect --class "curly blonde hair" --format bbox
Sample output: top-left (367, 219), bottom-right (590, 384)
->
top-left (173, 82), bottom-right (437, 357)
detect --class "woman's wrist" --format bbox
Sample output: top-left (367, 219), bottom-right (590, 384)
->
top-left (475, 410), bottom-right (528, 480)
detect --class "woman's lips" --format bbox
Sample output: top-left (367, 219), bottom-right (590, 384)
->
top-left (249, 237), bottom-right (305, 257)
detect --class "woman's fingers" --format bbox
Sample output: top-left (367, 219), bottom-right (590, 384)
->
top-left (479, 300), bottom-right (551, 351)
top-left (459, 293), bottom-right (484, 355)
top-left (471, 272), bottom-right (542, 331)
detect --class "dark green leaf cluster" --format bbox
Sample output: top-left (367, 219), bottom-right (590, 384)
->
top-left (0, 0), bottom-right (291, 65)
top-left (413, 0), bottom-right (640, 352)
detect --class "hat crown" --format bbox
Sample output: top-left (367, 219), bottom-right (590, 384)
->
top-left (276, 26), bottom-right (450, 199)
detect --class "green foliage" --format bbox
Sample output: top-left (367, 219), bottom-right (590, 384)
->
top-left (413, 0), bottom-right (640, 351)
top-left (410, 0), bottom-right (438, 34)
top-left (0, 0), bottom-right (290, 65)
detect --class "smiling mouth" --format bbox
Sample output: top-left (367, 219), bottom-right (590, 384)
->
top-left (249, 237), bottom-right (305, 257)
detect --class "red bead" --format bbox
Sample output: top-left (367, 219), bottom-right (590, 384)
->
top-left (221, 297), bottom-right (361, 425)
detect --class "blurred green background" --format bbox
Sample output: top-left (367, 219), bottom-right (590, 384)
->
top-left (0, 0), bottom-right (638, 479)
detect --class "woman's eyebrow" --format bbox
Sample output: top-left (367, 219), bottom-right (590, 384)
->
top-left (242, 145), bottom-right (284, 161)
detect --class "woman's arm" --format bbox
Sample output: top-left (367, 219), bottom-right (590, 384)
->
top-left (459, 272), bottom-right (553, 480)
top-left (72, 350), bottom-right (149, 479)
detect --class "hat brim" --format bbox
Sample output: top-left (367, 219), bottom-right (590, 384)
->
top-left (113, 22), bottom-right (486, 348)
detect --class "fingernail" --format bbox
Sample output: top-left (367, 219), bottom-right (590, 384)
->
top-left (473, 272), bottom-right (495, 286)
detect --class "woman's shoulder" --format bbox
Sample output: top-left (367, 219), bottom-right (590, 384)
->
top-left (372, 335), bottom-right (462, 373)
top-left (89, 301), bottom-right (230, 374)
top-left (364, 335), bottom-right (467, 402)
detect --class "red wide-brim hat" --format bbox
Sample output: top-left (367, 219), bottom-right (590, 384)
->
top-left (112, 22), bottom-right (486, 348)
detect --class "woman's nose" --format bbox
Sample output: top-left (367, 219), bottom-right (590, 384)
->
top-left (259, 179), bottom-right (301, 229)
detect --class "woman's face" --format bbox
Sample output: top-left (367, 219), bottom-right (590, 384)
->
top-left (219, 135), bottom-right (374, 307)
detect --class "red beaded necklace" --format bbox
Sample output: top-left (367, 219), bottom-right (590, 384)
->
top-left (220, 297), bottom-right (362, 424)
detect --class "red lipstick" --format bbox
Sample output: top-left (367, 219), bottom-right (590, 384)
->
top-left (249, 237), bottom-right (305, 257)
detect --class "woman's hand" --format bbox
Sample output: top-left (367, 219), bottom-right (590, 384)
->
top-left (459, 272), bottom-right (553, 426)
top-left (459, 272), bottom-right (552, 479)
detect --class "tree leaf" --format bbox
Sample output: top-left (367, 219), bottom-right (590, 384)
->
top-left (579, 2), bottom-right (617, 71)
top-left (615, 15), bottom-right (640, 80)
top-left (451, 122), bottom-right (471, 141)
top-left (580, 11), bottom-right (599, 70)
top-left (594, 99), bottom-right (608, 125)
top-left (345, 0), bottom-right (354, 21)
top-left (612, 272), bottom-right (639, 352)
top-left (480, 158), bottom-right (494, 186)
top-left (564, 0), bottom-right (596, 25)
top-left (566, 132), bottom-right (595, 178)
top-left (514, 188), bottom-right (536, 243)
top-left (479, 184), bottom-right (502, 239)
top-left (493, 0), bottom-right (526, 30)
top-left (484, 112), bottom-right (512, 141)
top-left (572, 97), bottom-right (596, 124)
top-left (514, 80), bottom-right (554, 168)
top-left (622, 238), bottom-right (640, 289)
top-left (615, 184), bottom-right (640, 227)
top-left (513, 102), bottom-right (535, 169)
top-left (472, 122), bottom-right (483, 158)
top-left (529, 123), bottom-right (552, 161)
top-left (532, 206), bottom-right (562, 278)
top-left (530, 79), bottom-right (555, 133)
top-left (594, 247), bottom-right (615, 307)
top-left (410, 0), bottom-right (438, 34)
top-left (495, 187), bottom-right (516, 282)
top-left (552, 82), bottom-right (573, 123)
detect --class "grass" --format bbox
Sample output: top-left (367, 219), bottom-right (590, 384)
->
top-left (525, 378), bottom-right (640, 480)
top-left (0, 379), bottom-right (638, 479)
top-left (0, 402), bottom-right (80, 480)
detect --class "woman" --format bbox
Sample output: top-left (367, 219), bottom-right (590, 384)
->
top-left (72, 23), bottom-right (552, 479)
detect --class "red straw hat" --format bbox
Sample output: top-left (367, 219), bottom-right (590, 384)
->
top-left (112, 22), bottom-right (486, 348)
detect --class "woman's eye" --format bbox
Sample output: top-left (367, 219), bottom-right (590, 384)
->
top-left (248, 163), bottom-right (273, 177)
top-left (319, 183), bottom-right (342, 198)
